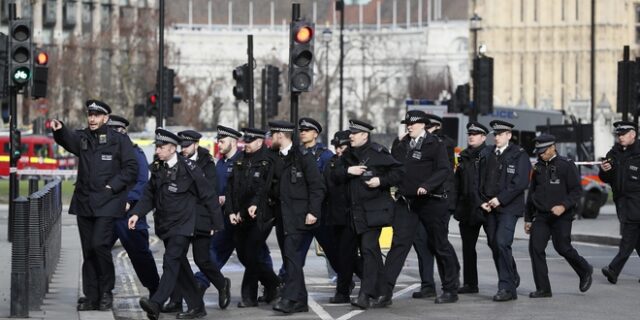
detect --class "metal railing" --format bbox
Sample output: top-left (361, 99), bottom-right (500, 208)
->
top-left (10, 179), bottom-right (63, 317)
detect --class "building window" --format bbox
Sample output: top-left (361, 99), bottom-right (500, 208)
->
top-left (561, 0), bottom-right (565, 21)
top-left (520, 0), bottom-right (525, 22)
top-left (534, 0), bottom-right (538, 22)
top-left (576, 0), bottom-right (579, 21)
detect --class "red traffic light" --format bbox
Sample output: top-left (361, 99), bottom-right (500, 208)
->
top-left (295, 26), bottom-right (313, 44)
top-left (149, 94), bottom-right (158, 105)
top-left (36, 51), bottom-right (48, 65)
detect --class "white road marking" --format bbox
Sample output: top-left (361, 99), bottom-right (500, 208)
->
top-left (392, 283), bottom-right (421, 299)
top-left (308, 294), bottom-right (335, 320)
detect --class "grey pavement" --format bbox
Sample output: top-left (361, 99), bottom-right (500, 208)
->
top-left (0, 203), bottom-right (638, 320)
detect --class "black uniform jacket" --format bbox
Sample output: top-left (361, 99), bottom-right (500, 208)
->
top-left (131, 154), bottom-right (219, 239)
top-left (453, 143), bottom-right (486, 225)
top-left (225, 146), bottom-right (277, 230)
top-left (334, 141), bottom-right (404, 234)
top-left (525, 155), bottom-right (583, 222)
top-left (392, 133), bottom-right (449, 198)
top-left (434, 129), bottom-right (457, 211)
top-left (194, 147), bottom-right (224, 235)
top-left (477, 143), bottom-right (532, 217)
top-left (599, 140), bottom-right (640, 223)
top-left (276, 147), bottom-right (326, 235)
top-left (323, 154), bottom-right (349, 226)
top-left (53, 124), bottom-right (137, 217)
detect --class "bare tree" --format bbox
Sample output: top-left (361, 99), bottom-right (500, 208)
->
top-left (408, 62), bottom-right (454, 101)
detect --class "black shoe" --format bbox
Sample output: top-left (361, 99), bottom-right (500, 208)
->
top-left (98, 292), bottom-right (113, 311)
top-left (492, 289), bottom-right (517, 302)
top-left (329, 293), bottom-right (351, 304)
top-left (515, 272), bottom-right (520, 288)
top-left (371, 294), bottom-right (392, 308)
top-left (139, 297), bottom-right (161, 320)
top-left (580, 265), bottom-right (593, 292)
top-left (237, 300), bottom-right (258, 308)
top-left (148, 288), bottom-right (157, 300)
top-left (176, 306), bottom-right (207, 319)
top-left (262, 284), bottom-right (281, 304)
top-left (411, 287), bottom-right (436, 299)
top-left (350, 293), bottom-right (370, 310)
top-left (457, 284), bottom-right (479, 294)
top-left (273, 298), bottom-right (309, 313)
top-left (529, 290), bottom-right (552, 298)
top-left (435, 291), bottom-right (458, 304)
top-left (218, 278), bottom-right (230, 309)
top-left (77, 299), bottom-right (97, 311)
top-left (602, 266), bottom-right (618, 284)
top-left (161, 300), bottom-right (183, 313)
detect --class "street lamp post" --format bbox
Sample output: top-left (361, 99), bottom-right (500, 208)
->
top-left (469, 13), bottom-right (483, 121)
top-left (336, 0), bottom-right (345, 129)
top-left (322, 28), bottom-right (333, 145)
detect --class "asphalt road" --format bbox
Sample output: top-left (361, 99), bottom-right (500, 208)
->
top-left (110, 230), bottom-right (640, 320)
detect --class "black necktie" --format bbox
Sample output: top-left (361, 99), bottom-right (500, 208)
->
top-left (496, 149), bottom-right (501, 157)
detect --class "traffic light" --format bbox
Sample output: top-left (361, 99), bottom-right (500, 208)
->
top-left (10, 129), bottom-right (21, 161)
top-left (9, 19), bottom-right (32, 87)
top-left (288, 19), bottom-right (315, 92)
top-left (1, 99), bottom-right (8, 123)
top-left (474, 56), bottom-right (494, 115)
top-left (146, 91), bottom-right (158, 116)
top-left (157, 67), bottom-right (176, 117)
top-left (266, 65), bottom-right (281, 117)
top-left (30, 48), bottom-right (48, 98)
top-left (232, 64), bottom-right (250, 101)
top-left (0, 33), bottom-right (7, 98)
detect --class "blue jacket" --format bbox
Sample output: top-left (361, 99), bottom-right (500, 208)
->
top-left (128, 144), bottom-right (150, 229)
top-left (300, 142), bottom-right (334, 173)
top-left (216, 150), bottom-right (241, 196)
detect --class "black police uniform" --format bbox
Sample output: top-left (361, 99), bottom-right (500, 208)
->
top-left (383, 113), bottom-right (459, 305)
top-left (132, 129), bottom-right (218, 319)
top-left (333, 120), bottom-right (404, 309)
top-left (270, 121), bottom-right (326, 313)
top-left (600, 121), bottom-right (640, 283)
top-left (526, 135), bottom-right (592, 296)
top-left (478, 120), bottom-right (531, 301)
top-left (225, 130), bottom-right (281, 307)
top-left (324, 130), bottom-right (362, 303)
top-left (53, 100), bottom-right (138, 310)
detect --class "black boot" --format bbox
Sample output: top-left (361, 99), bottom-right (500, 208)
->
top-left (98, 292), bottom-right (113, 311)
top-left (160, 300), bottom-right (183, 313)
top-left (218, 278), bottom-right (231, 309)
top-left (371, 294), bottom-right (392, 308)
top-left (350, 293), bottom-right (370, 309)
top-left (176, 305), bottom-right (207, 319)
top-left (139, 297), bottom-right (161, 320)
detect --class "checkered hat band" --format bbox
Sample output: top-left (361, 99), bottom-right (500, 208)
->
top-left (406, 116), bottom-right (423, 122)
top-left (300, 120), bottom-right (319, 131)
top-left (616, 125), bottom-right (635, 131)
top-left (88, 102), bottom-right (108, 114)
top-left (468, 124), bottom-right (486, 134)
top-left (218, 129), bottom-right (240, 139)
top-left (535, 141), bottom-right (554, 149)
top-left (492, 124), bottom-right (512, 131)
top-left (155, 133), bottom-right (178, 145)
top-left (179, 135), bottom-right (199, 142)
top-left (270, 127), bottom-right (294, 133)
top-left (244, 132), bottom-right (266, 139)
top-left (107, 120), bottom-right (126, 128)
top-left (349, 123), bottom-right (371, 132)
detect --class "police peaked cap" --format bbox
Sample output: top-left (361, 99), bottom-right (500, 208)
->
top-left (178, 130), bottom-right (202, 147)
top-left (348, 119), bottom-right (374, 133)
top-left (268, 120), bottom-right (296, 133)
top-left (466, 121), bottom-right (488, 135)
top-left (401, 110), bottom-right (430, 125)
top-left (107, 115), bottom-right (129, 129)
top-left (533, 134), bottom-right (556, 155)
top-left (299, 117), bottom-right (323, 133)
top-left (217, 125), bottom-right (242, 140)
top-left (424, 114), bottom-right (443, 127)
top-left (241, 128), bottom-right (267, 142)
top-left (331, 130), bottom-right (351, 147)
top-left (490, 120), bottom-right (515, 133)
top-left (155, 128), bottom-right (181, 146)
top-left (86, 99), bottom-right (111, 114)
top-left (613, 121), bottom-right (638, 135)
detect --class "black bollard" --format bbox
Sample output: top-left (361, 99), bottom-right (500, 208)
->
top-left (10, 196), bottom-right (30, 317)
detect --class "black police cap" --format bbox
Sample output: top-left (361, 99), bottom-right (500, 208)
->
top-left (613, 121), bottom-right (638, 135)
top-left (348, 119), bottom-right (374, 133)
top-left (217, 125), bottom-right (242, 140)
top-left (241, 128), bottom-right (267, 142)
top-left (107, 115), bottom-right (129, 129)
top-left (155, 128), bottom-right (181, 146)
top-left (466, 121), bottom-right (488, 135)
top-left (331, 130), bottom-right (351, 147)
top-left (268, 120), bottom-right (296, 133)
top-left (178, 130), bottom-right (202, 147)
top-left (299, 117), bottom-right (323, 133)
top-left (490, 120), bottom-right (515, 133)
top-left (401, 110), bottom-right (429, 125)
top-left (424, 114), bottom-right (443, 127)
top-left (86, 99), bottom-right (111, 114)
top-left (533, 134), bottom-right (556, 154)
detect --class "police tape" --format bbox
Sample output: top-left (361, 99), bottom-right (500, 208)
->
top-left (574, 161), bottom-right (604, 166)
top-left (16, 169), bottom-right (77, 177)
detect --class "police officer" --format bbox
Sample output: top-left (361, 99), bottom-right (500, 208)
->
top-left (377, 111), bottom-right (458, 307)
top-left (525, 134), bottom-right (593, 298)
top-left (333, 119), bottom-right (404, 309)
top-left (129, 128), bottom-right (219, 320)
top-left (478, 120), bottom-right (531, 301)
top-left (454, 121), bottom-right (493, 294)
top-left (106, 115), bottom-right (160, 299)
top-left (226, 128), bottom-right (281, 307)
top-left (269, 120), bottom-right (326, 314)
top-left (600, 121), bottom-right (640, 284)
top-left (325, 130), bottom-right (361, 303)
top-left (158, 130), bottom-right (229, 312)
top-left (51, 100), bottom-right (138, 311)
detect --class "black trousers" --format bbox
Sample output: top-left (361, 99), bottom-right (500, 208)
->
top-left (332, 224), bottom-right (360, 295)
top-left (234, 222), bottom-right (281, 302)
top-left (459, 221), bottom-right (519, 288)
top-left (152, 235), bottom-right (202, 310)
top-left (413, 222), bottom-right (436, 290)
top-left (382, 201), bottom-right (419, 295)
top-left (484, 212), bottom-right (519, 293)
top-left (608, 222), bottom-right (640, 276)
top-left (77, 215), bottom-right (116, 303)
top-left (529, 214), bottom-right (591, 292)
top-left (281, 233), bottom-right (309, 303)
top-left (112, 216), bottom-right (159, 293)
top-left (358, 227), bottom-right (384, 298)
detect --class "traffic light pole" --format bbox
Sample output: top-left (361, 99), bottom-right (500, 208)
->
top-left (261, 67), bottom-right (266, 129)
top-left (156, 0), bottom-right (165, 128)
top-left (338, 1), bottom-right (344, 129)
top-left (248, 35), bottom-right (255, 127)
top-left (7, 3), bottom-right (17, 242)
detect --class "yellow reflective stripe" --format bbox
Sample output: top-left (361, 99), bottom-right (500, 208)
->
top-left (0, 155), bottom-right (9, 162)
top-left (29, 157), bottom-right (57, 164)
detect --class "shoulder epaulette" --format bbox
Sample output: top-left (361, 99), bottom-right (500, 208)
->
top-left (371, 142), bottom-right (390, 154)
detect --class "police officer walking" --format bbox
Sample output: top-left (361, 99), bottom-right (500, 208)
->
top-left (129, 128), bottom-right (219, 320)
top-left (377, 111), bottom-right (458, 308)
top-left (269, 120), bottom-right (326, 314)
top-left (478, 120), bottom-right (531, 301)
top-left (525, 134), bottom-right (593, 298)
top-left (226, 128), bottom-right (281, 307)
top-left (106, 115), bottom-right (160, 299)
top-left (600, 121), bottom-right (640, 284)
top-left (333, 120), bottom-right (404, 309)
top-left (51, 100), bottom-right (138, 311)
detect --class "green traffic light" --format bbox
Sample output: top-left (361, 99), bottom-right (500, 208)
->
top-left (12, 66), bottom-right (31, 84)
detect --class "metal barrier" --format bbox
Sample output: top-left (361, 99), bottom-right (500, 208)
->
top-left (10, 179), bottom-right (63, 316)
